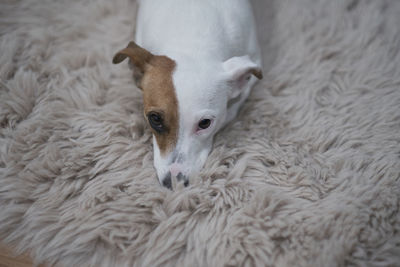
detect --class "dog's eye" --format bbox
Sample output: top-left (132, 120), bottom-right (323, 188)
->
top-left (148, 112), bottom-right (165, 133)
top-left (198, 119), bottom-right (211, 130)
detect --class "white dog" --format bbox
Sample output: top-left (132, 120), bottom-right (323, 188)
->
top-left (113, 0), bottom-right (263, 189)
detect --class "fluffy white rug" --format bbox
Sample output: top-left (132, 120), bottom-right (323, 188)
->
top-left (1, 0), bottom-right (400, 266)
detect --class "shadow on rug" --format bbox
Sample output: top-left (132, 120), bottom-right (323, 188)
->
top-left (1, 0), bottom-right (400, 266)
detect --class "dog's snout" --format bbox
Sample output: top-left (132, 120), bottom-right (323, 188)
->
top-left (169, 163), bottom-right (182, 176)
top-left (162, 172), bottom-right (172, 189)
top-left (177, 172), bottom-right (189, 187)
top-left (161, 171), bottom-right (189, 189)
top-left (169, 163), bottom-right (188, 186)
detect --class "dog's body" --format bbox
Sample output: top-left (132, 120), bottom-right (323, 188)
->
top-left (114, 0), bottom-right (262, 188)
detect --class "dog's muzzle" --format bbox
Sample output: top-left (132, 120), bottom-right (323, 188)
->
top-left (162, 172), bottom-right (188, 189)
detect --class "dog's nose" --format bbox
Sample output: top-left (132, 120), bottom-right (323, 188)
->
top-left (176, 172), bottom-right (189, 187)
top-left (162, 172), bottom-right (172, 189)
top-left (170, 163), bottom-right (182, 177)
top-left (161, 172), bottom-right (189, 189)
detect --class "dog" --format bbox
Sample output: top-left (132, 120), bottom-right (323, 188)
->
top-left (113, 0), bottom-right (263, 189)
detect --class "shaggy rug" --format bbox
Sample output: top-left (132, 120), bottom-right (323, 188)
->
top-left (1, 0), bottom-right (400, 266)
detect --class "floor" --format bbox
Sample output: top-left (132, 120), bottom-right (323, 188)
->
top-left (0, 243), bottom-right (37, 267)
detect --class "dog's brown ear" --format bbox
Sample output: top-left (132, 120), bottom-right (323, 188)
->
top-left (113, 42), bottom-right (154, 73)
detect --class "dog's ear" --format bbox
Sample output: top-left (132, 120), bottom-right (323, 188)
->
top-left (113, 41), bottom-right (153, 70)
top-left (223, 55), bottom-right (263, 99)
top-left (113, 42), bottom-right (154, 85)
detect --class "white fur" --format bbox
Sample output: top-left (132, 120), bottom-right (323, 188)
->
top-left (136, 0), bottom-right (262, 185)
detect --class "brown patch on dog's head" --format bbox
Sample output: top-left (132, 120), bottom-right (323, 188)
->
top-left (113, 42), bottom-right (178, 155)
top-left (141, 56), bottom-right (178, 155)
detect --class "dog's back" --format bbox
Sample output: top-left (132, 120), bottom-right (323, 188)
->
top-left (135, 0), bottom-right (261, 63)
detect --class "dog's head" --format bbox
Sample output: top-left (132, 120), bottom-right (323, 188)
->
top-left (113, 42), bottom-right (262, 189)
